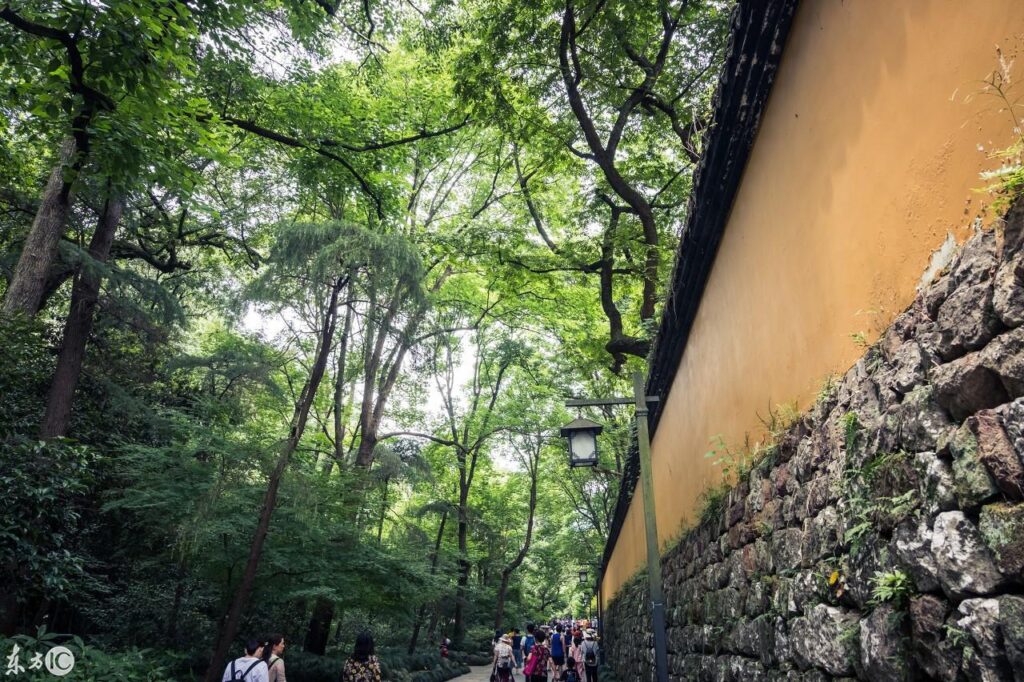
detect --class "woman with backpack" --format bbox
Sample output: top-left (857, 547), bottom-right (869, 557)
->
top-left (522, 629), bottom-right (551, 682)
top-left (580, 630), bottom-right (599, 682)
top-left (262, 634), bottom-right (287, 682)
top-left (491, 633), bottom-right (515, 682)
top-left (341, 631), bottom-right (381, 682)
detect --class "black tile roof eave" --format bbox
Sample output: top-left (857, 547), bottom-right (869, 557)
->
top-left (599, 0), bottom-right (800, 589)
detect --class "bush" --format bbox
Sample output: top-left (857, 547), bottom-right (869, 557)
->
top-left (285, 649), bottom-right (468, 682)
top-left (0, 439), bottom-right (95, 612)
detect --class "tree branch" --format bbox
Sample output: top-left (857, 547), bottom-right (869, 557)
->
top-left (222, 116), bottom-right (383, 219)
top-left (320, 116), bottom-right (471, 152)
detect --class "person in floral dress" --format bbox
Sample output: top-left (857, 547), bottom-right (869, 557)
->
top-left (341, 631), bottom-right (381, 682)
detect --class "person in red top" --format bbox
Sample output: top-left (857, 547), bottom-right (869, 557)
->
top-left (523, 630), bottom-right (552, 682)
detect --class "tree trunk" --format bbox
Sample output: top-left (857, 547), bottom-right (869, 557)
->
top-left (376, 478), bottom-right (389, 543)
top-left (304, 598), bottom-right (335, 655)
top-left (39, 192), bottom-right (123, 439)
top-left (452, 478), bottom-right (470, 648)
top-left (3, 138), bottom-right (79, 316)
top-left (408, 508), bottom-right (448, 654)
top-left (324, 304), bottom-right (353, 475)
top-left (426, 608), bottom-right (441, 645)
top-left (494, 571), bottom-right (511, 632)
top-left (204, 277), bottom-right (345, 682)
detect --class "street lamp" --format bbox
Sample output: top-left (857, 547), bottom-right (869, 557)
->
top-left (578, 569), bottom-right (588, 585)
top-left (559, 371), bottom-right (668, 682)
top-left (560, 417), bottom-right (603, 467)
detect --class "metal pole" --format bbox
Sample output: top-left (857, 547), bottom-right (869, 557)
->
top-left (596, 567), bottom-right (605, 665)
top-left (633, 371), bottom-right (669, 682)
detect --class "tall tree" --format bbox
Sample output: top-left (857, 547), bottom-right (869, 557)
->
top-left (39, 190), bottom-right (123, 437)
top-left (493, 430), bottom-right (543, 630)
top-left (205, 220), bottom-right (423, 679)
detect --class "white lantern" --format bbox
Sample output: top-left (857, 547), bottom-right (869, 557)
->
top-left (560, 417), bottom-right (602, 467)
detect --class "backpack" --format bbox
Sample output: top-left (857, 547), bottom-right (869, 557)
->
top-left (583, 642), bottom-right (597, 667)
top-left (565, 670), bottom-right (579, 682)
top-left (497, 646), bottom-right (513, 670)
top-left (229, 659), bottom-right (263, 681)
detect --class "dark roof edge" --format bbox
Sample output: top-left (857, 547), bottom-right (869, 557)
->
top-left (601, 0), bottom-right (801, 584)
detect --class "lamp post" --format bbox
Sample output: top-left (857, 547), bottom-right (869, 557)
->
top-left (560, 371), bottom-right (668, 682)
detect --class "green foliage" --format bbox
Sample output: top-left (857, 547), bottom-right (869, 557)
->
top-left (841, 450), bottom-right (919, 556)
top-left (870, 569), bottom-right (914, 607)
top-left (284, 650), bottom-right (470, 682)
top-left (0, 315), bottom-right (52, 437)
top-left (842, 411), bottom-right (861, 456)
top-left (0, 440), bottom-right (94, 606)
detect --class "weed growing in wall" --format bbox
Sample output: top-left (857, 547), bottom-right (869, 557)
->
top-left (869, 569), bottom-right (914, 607)
top-left (978, 48), bottom-right (1024, 211)
top-left (841, 449), bottom-right (920, 556)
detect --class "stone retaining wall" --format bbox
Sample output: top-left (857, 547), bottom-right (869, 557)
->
top-left (605, 203), bottom-right (1024, 681)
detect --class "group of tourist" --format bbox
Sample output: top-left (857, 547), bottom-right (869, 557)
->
top-left (490, 621), bottom-right (600, 682)
top-left (222, 631), bottom-right (381, 682)
top-left (219, 619), bottom-right (599, 682)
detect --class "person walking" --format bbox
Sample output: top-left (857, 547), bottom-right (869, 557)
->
top-left (523, 630), bottom-right (551, 682)
top-left (549, 624), bottom-right (565, 676)
top-left (222, 639), bottom-right (269, 682)
top-left (580, 630), bottom-right (599, 682)
top-left (523, 623), bottom-right (536, 661)
top-left (511, 628), bottom-right (524, 676)
top-left (341, 631), bottom-right (381, 682)
top-left (568, 634), bottom-right (585, 682)
top-left (492, 633), bottom-right (515, 682)
top-left (262, 634), bottom-right (287, 682)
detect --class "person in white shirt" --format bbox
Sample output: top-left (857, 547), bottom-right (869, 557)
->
top-left (222, 639), bottom-right (269, 682)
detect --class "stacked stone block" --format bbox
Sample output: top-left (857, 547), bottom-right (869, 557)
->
top-left (605, 202), bottom-right (1024, 681)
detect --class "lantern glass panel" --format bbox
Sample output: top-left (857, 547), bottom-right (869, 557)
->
top-left (569, 430), bottom-right (597, 464)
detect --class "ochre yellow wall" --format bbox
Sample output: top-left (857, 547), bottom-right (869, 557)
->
top-left (603, 0), bottom-right (1024, 602)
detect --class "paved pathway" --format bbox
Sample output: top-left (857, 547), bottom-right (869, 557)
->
top-left (449, 665), bottom-right (494, 682)
top-left (450, 666), bottom-right (565, 682)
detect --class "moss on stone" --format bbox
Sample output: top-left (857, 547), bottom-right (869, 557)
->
top-left (979, 503), bottom-right (1024, 573)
